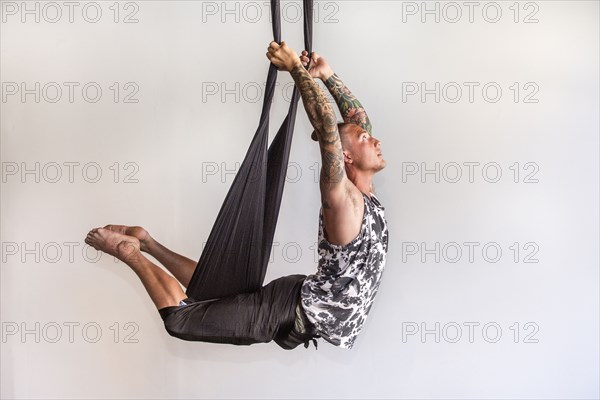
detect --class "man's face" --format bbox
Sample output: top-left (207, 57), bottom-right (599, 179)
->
top-left (343, 127), bottom-right (386, 172)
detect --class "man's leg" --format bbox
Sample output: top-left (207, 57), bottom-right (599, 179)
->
top-left (85, 227), bottom-right (188, 310)
top-left (103, 225), bottom-right (196, 288)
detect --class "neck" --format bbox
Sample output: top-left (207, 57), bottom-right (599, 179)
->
top-left (348, 171), bottom-right (375, 198)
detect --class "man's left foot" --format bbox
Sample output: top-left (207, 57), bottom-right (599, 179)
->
top-left (85, 228), bottom-right (141, 263)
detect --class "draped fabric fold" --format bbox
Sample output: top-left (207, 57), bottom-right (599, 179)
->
top-left (185, 0), bottom-right (314, 301)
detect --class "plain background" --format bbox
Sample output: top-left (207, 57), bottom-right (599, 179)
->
top-left (1, 1), bottom-right (598, 399)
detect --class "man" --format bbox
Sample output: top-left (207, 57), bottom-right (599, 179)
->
top-left (85, 43), bottom-right (388, 350)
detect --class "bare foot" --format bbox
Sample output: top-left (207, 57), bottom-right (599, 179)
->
top-left (85, 228), bottom-right (141, 263)
top-left (103, 224), bottom-right (151, 252)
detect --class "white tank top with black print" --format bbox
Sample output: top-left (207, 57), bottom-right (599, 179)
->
top-left (300, 191), bottom-right (389, 349)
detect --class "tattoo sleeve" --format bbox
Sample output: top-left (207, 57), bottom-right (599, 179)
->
top-left (324, 73), bottom-right (372, 134)
top-left (290, 64), bottom-right (345, 189)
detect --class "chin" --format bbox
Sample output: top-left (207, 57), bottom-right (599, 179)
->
top-left (375, 159), bottom-right (386, 172)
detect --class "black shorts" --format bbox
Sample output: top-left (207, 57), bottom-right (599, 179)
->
top-left (158, 274), bottom-right (319, 350)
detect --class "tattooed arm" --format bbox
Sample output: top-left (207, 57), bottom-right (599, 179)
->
top-left (300, 51), bottom-right (372, 139)
top-left (267, 41), bottom-right (349, 203)
top-left (290, 64), bottom-right (348, 196)
top-left (267, 42), bottom-right (366, 246)
top-left (323, 73), bottom-right (372, 134)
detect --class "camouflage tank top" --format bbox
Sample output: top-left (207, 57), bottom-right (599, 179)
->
top-left (300, 192), bottom-right (389, 349)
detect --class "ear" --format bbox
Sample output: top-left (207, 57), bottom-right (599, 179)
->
top-left (343, 150), bottom-right (352, 164)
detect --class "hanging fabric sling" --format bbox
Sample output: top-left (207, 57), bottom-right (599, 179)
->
top-left (185, 0), bottom-right (314, 301)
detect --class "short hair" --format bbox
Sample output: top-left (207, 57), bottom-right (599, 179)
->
top-left (337, 122), bottom-right (362, 146)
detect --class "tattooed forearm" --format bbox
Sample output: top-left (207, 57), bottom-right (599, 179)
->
top-left (290, 64), bottom-right (345, 187)
top-left (324, 73), bottom-right (372, 134)
top-left (290, 64), bottom-right (338, 142)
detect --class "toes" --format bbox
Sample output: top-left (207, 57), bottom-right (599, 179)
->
top-left (84, 237), bottom-right (96, 249)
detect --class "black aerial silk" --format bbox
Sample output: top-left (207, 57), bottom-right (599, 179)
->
top-left (185, 0), bottom-right (314, 301)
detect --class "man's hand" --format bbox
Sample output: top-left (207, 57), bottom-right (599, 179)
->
top-left (266, 41), bottom-right (302, 72)
top-left (300, 51), bottom-right (334, 81)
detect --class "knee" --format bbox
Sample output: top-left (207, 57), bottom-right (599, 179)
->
top-left (161, 311), bottom-right (189, 340)
top-left (160, 306), bottom-right (208, 341)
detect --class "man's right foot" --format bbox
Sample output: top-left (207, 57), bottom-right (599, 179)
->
top-left (103, 225), bottom-right (151, 252)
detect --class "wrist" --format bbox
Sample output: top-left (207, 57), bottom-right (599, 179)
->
top-left (287, 58), bottom-right (302, 72)
top-left (320, 69), bottom-right (335, 82)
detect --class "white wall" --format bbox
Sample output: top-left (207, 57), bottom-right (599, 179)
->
top-left (1, 1), bottom-right (598, 399)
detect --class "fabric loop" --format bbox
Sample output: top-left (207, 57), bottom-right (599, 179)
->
top-left (185, 0), bottom-right (314, 302)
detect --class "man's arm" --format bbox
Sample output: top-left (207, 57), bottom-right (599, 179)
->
top-left (267, 41), bottom-right (349, 205)
top-left (300, 51), bottom-right (372, 138)
top-left (323, 73), bottom-right (372, 135)
top-left (289, 64), bottom-right (345, 190)
top-left (269, 43), bottom-right (366, 246)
